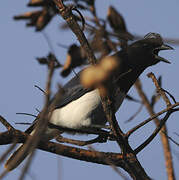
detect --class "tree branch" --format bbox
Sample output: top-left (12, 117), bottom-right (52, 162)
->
top-left (0, 130), bottom-right (150, 180)
top-left (135, 77), bottom-right (176, 180)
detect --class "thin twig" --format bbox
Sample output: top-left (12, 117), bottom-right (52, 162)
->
top-left (16, 113), bottom-right (37, 118)
top-left (147, 72), bottom-right (171, 107)
top-left (0, 142), bottom-right (17, 163)
top-left (19, 150), bottom-right (36, 180)
top-left (134, 110), bottom-right (173, 154)
top-left (0, 170), bottom-right (8, 180)
top-left (162, 131), bottom-right (179, 146)
top-left (56, 135), bottom-right (107, 146)
top-left (126, 102), bottom-right (179, 137)
top-left (71, 6), bottom-right (85, 31)
top-left (0, 115), bottom-right (14, 131)
top-left (34, 85), bottom-right (47, 95)
top-left (174, 132), bottom-right (179, 138)
top-left (161, 88), bottom-right (177, 104)
top-left (125, 104), bottom-right (143, 123)
top-left (15, 122), bottom-right (32, 125)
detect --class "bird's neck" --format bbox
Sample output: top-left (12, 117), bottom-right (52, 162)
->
top-left (115, 66), bottom-right (144, 94)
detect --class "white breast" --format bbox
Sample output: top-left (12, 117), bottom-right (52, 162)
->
top-left (49, 87), bottom-right (126, 130)
top-left (50, 89), bottom-right (102, 129)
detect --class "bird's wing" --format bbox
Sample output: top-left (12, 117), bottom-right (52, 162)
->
top-left (52, 73), bottom-right (92, 108)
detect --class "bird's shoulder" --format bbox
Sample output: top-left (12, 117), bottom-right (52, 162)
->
top-left (53, 73), bottom-right (92, 108)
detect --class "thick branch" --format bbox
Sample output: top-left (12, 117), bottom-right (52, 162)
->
top-left (0, 130), bottom-right (150, 180)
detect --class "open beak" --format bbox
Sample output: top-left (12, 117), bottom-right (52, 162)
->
top-left (158, 44), bottom-right (174, 51)
top-left (154, 44), bottom-right (173, 64)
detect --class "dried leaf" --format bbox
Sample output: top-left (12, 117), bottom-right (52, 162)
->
top-left (14, 1), bottom-right (57, 31)
top-left (36, 8), bottom-right (53, 31)
top-left (107, 6), bottom-right (133, 41)
top-left (61, 44), bottom-right (87, 77)
top-left (14, 11), bottom-right (41, 20)
top-left (36, 53), bottom-right (61, 67)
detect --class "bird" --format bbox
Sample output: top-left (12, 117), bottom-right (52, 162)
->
top-left (5, 32), bottom-right (173, 171)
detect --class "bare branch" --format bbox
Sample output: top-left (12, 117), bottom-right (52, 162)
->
top-left (147, 72), bottom-right (171, 107)
top-left (134, 110), bottom-right (173, 154)
top-left (0, 143), bottom-right (17, 163)
top-left (126, 102), bottom-right (179, 137)
top-left (53, 0), bottom-right (97, 64)
top-left (56, 135), bottom-right (107, 146)
top-left (162, 131), bottom-right (179, 147)
top-left (0, 130), bottom-right (150, 179)
top-left (0, 115), bottom-right (14, 131)
top-left (16, 112), bottom-right (37, 118)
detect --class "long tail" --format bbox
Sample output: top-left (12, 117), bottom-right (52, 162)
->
top-left (4, 144), bottom-right (31, 171)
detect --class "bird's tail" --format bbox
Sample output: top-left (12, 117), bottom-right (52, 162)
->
top-left (4, 144), bottom-right (30, 171)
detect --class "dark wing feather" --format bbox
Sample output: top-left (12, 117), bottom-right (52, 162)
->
top-left (52, 72), bottom-right (92, 109)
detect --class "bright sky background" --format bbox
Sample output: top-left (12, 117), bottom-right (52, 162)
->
top-left (0, 0), bottom-right (179, 180)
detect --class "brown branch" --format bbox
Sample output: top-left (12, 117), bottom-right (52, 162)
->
top-left (0, 115), bottom-right (14, 131)
top-left (56, 135), bottom-right (107, 146)
top-left (0, 130), bottom-right (150, 180)
top-left (147, 72), bottom-right (171, 107)
top-left (0, 170), bottom-right (8, 179)
top-left (161, 89), bottom-right (177, 104)
top-left (162, 131), bottom-right (179, 147)
top-left (0, 142), bottom-right (17, 163)
top-left (53, 0), bottom-right (97, 64)
top-left (101, 97), bottom-right (133, 153)
top-left (126, 102), bottom-right (179, 137)
top-left (125, 104), bottom-right (143, 123)
top-left (134, 110), bottom-right (173, 153)
top-left (135, 78), bottom-right (176, 180)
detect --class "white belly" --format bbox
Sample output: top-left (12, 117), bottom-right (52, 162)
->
top-left (50, 89), bottom-right (102, 129)
top-left (49, 88), bottom-right (125, 130)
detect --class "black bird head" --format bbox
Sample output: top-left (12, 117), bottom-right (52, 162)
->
top-left (127, 32), bottom-right (173, 68)
top-left (113, 33), bottom-right (173, 93)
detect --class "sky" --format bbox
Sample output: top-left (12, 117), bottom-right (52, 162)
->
top-left (0, 0), bottom-right (179, 180)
